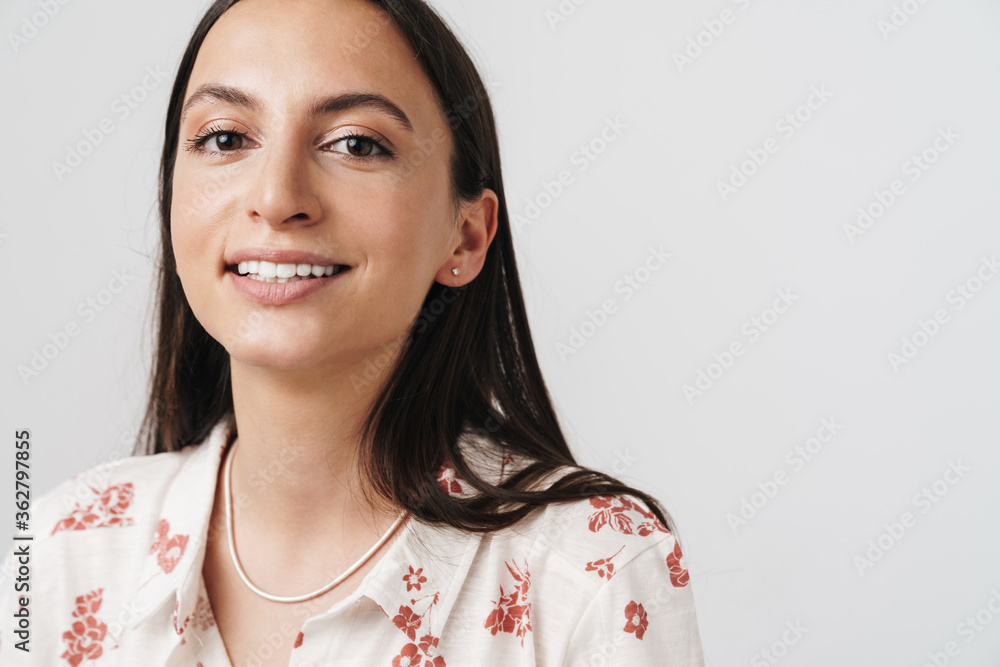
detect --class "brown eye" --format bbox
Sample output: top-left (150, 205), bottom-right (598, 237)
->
top-left (329, 133), bottom-right (393, 160)
top-left (345, 136), bottom-right (374, 156)
top-left (214, 133), bottom-right (243, 151)
top-left (184, 125), bottom-right (251, 155)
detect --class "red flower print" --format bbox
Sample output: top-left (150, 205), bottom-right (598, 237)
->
top-left (632, 500), bottom-right (670, 536)
top-left (393, 643), bottom-right (421, 667)
top-left (52, 508), bottom-right (100, 534)
top-left (666, 540), bottom-right (690, 587)
top-left (588, 496), bottom-right (633, 533)
top-left (392, 639), bottom-right (446, 667)
top-left (418, 634), bottom-right (446, 667)
top-left (499, 453), bottom-right (516, 480)
top-left (172, 596), bottom-right (192, 638)
top-left (61, 616), bottom-right (107, 666)
top-left (51, 482), bottom-right (135, 535)
top-left (585, 545), bottom-right (625, 580)
top-left (60, 588), bottom-right (111, 666)
top-left (158, 535), bottom-right (189, 574)
top-left (436, 460), bottom-right (464, 496)
top-left (483, 559), bottom-right (531, 647)
top-left (73, 589), bottom-right (103, 618)
top-left (149, 520), bottom-right (169, 554)
top-left (623, 601), bottom-right (648, 640)
top-left (150, 519), bottom-right (190, 574)
top-left (97, 484), bottom-right (133, 517)
top-left (404, 566), bottom-right (427, 592)
top-left (393, 605), bottom-right (422, 641)
top-left (587, 495), bottom-right (669, 537)
top-left (390, 581), bottom-right (445, 662)
top-left (294, 631), bottom-right (303, 648)
top-left (191, 593), bottom-right (216, 632)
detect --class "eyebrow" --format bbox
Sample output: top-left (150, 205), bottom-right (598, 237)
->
top-left (179, 83), bottom-right (414, 134)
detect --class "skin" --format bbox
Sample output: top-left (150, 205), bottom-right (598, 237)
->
top-left (170, 0), bottom-right (497, 660)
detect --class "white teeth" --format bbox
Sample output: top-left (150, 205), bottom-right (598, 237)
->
top-left (235, 260), bottom-right (342, 279)
top-left (247, 275), bottom-right (311, 283)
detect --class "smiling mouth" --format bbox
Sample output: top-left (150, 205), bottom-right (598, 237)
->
top-left (227, 260), bottom-right (350, 283)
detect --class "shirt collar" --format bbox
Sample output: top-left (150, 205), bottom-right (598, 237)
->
top-left (127, 418), bottom-right (233, 635)
top-left (125, 419), bottom-right (485, 644)
top-left (351, 514), bottom-right (483, 642)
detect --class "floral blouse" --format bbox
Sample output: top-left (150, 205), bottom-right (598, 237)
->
top-left (0, 420), bottom-right (705, 666)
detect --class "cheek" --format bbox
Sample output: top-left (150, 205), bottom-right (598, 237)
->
top-left (169, 209), bottom-right (204, 290)
top-left (170, 169), bottom-right (232, 277)
top-left (168, 173), bottom-right (236, 333)
top-left (368, 174), bottom-right (454, 259)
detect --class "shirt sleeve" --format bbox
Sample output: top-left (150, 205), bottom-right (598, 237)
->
top-left (560, 535), bottom-right (706, 667)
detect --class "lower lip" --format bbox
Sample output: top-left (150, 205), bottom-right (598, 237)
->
top-left (225, 268), bottom-right (349, 305)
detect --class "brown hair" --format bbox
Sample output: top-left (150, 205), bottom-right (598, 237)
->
top-left (137, 0), bottom-right (679, 541)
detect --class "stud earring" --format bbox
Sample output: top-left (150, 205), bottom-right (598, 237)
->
top-left (451, 267), bottom-right (460, 276)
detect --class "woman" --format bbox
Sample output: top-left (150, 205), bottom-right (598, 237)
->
top-left (0, 0), bottom-right (705, 664)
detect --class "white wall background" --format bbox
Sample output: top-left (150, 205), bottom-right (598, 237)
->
top-left (2, 0), bottom-right (999, 664)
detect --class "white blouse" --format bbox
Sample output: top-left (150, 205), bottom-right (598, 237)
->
top-left (0, 420), bottom-right (705, 666)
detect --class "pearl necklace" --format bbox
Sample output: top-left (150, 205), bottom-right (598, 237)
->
top-left (223, 437), bottom-right (409, 603)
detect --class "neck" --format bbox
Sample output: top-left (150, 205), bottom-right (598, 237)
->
top-left (225, 355), bottom-right (402, 556)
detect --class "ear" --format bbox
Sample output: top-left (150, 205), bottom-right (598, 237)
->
top-left (436, 188), bottom-right (499, 286)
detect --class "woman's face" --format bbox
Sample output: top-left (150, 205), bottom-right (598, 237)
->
top-left (171, 0), bottom-right (493, 372)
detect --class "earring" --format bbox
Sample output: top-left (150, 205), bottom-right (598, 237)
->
top-left (451, 267), bottom-right (460, 276)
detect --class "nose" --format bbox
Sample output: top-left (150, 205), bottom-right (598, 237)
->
top-left (244, 137), bottom-right (322, 226)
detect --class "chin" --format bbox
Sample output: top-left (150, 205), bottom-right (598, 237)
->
top-left (228, 342), bottom-right (330, 371)
top-left (211, 319), bottom-right (329, 370)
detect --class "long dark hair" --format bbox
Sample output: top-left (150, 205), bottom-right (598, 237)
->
top-left (137, 0), bottom-right (679, 542)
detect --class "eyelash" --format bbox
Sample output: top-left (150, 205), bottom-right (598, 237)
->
top-left (182, 123), bottom-right (396, 161)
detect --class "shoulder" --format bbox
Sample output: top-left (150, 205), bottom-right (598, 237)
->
top-left (457, 489), bottom-right (702, 663)
top-left (444, 433), bottom-right (689, 584)
top-left (29, 445), bottom-right (198, 545)
top-left (509, 488), bottom-right (689, 587)
top-left (1, 430), bottom-right (220, 602)
top-left (523, 493), bottom-right (702, 663)
top-left (0, 435), bottom-right (221, 661)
